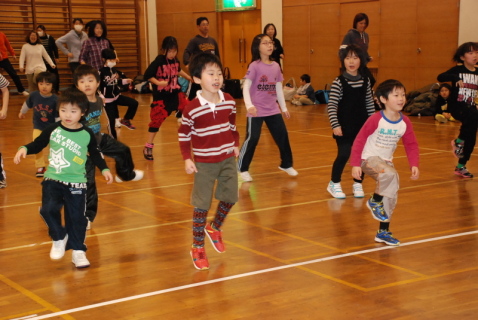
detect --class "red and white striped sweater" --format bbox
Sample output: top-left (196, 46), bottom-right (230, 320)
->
top-left (178, 91), bottom-right (240, 163)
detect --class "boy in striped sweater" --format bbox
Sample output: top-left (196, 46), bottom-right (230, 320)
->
top-left (178, 53), bottom-right (239, 270)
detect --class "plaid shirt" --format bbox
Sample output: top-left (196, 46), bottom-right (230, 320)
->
top-left (79, 37), bottom-right (111, 70)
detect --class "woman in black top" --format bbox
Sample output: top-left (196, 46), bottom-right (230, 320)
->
top-left (263, 23), bottom-right (284, 70)
top-left (36, 25), bottom-right (59, 92)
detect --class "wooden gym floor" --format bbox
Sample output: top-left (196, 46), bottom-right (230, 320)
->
top-left (1, 91), bottom-right (478, 319)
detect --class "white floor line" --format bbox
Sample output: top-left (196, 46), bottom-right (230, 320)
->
top-left (26, 229), bottom-right (478, 320)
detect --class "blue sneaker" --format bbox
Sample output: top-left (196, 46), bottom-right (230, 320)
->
top-left (366, 197), bottom-right (389, 222)
top-left (375, 230), bottom-right (400, 246)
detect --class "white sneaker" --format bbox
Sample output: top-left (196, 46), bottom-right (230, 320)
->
top-left (86, 219), bottom-right (91, 230)
top-left (240, 171), bottom-right (253, 182)
top-left (115, 118), bottom-right (122, 128)
top-left (353, 182), bottom-right (365, 198)
top-left (72, 250), bottom-right (90, 268)
top-left (327, 181), bottom-right (346, 199)
top-left (21, 90), bottom-right (30, 97)
top-left (279, 166), bottom-right (298, 176)
top-left (115, 169), bottom-right (144, 183)
top-left (50, 234), bottom-right (68, 260)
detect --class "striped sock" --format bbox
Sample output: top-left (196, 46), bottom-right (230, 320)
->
top-left (211, 201), bottom-right (234, 230)
top-left (192, 208), bottom-right (208, 248)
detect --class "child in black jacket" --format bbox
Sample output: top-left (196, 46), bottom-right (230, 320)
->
top-left (99, 48), bottom-right (138, 139)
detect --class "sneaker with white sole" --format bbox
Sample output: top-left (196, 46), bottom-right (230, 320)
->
top-left (327, 181), bottom-right (346, 199)
top-left (86, 218), bottom-right (91, 230)
top-left (352, 182), bottom-right (365, 198)
top-left (72, 250), bottom-right (90, 268)
top-left (240, 171), bottom-right (253, 182)
top-left (50, 234), bottom-right (68, 260)
top-left (115, 118), bottom-right (122, 128)
top-left (21, 90), bottom-right (30, 97)
top-left (279, 166), bottom-right (298, 176)
top-left (115, 169), bottom-right (144, 183)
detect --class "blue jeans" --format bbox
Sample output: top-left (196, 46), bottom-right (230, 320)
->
top-left (40, 179), bottom-right (88, 251)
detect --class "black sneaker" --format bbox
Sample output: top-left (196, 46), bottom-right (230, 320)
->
top-left (451, 139), bottom-right (464, 158)
top-left (454, 166), bottom-right (473, 178)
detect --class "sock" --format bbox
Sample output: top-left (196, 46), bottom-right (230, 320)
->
top-left (379, 222), bottom-right (390, 231)
top-left (457, 163), bottom-right (464, 169)
top-left (211, 201), bottom-right (234, 230)
top-left (192, 208), bottom-right (208, 248)
top-left (372, 193), bottom-right (383, 202)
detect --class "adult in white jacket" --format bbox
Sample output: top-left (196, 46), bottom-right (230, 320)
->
top-left (19, 30), bottom-right (55, 92)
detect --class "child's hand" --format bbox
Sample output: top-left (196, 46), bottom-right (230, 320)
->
top-left (352, 166), bottom-right (362, 180)
top-left (410, 166), bottom-right (419, 180)
top-left (333, 127), bottom-right (343, 136)
top-left (443, 112), bottom-right (451, 119)
top-left (0, 109), bottom-right (6, 119)
top-left (14, 148), bottom-right (27, 164)
top-left (233, 147), bottom-right (239, 157)
top-left (184, 159), bottom-right (197, 174)
top-left (102, 170), bottom-right (114, 184)
top-left (125, 78), bottom-right (133, 84)
top-left (457, 80), bottom-right (464, 88)
top-left (247, 106), bottom-right (257, 117)
top-left (283, 110), bottom-right (291, 119)
top-left (18, 112), bottom-right (25, 119)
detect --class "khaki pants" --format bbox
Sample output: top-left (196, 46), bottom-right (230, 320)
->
top-left (361, 156), bottom-right (399, 219)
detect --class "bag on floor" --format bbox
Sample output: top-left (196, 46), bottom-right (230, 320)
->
top-left (283, 77), bottom-right (297, 101)
top-left (223, 67), bottom-right (243, 99)
top-left (315, 83), bottom-right (331, 104)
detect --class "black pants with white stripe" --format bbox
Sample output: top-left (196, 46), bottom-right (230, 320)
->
top-left (238, 113), bottom-right (293, 173)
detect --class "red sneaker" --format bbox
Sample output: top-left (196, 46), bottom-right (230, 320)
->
top-left (205, 223), bottom-right (225, 253)
top-left (120, 119), bottom-right (136, 130)
top-left (190, 246), bottom-right (209, 270)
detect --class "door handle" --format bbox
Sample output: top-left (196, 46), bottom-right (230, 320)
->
top-left (239, 38), bottom-right (242, 63)
top-left (243, 38), bottom-right (246, 64)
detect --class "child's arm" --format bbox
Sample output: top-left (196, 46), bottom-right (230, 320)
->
top-left (275, 82), bottom-right (290, 119)
top-left (179, 70), bottom-right (192, 82)
top-left (184, 159), bottom-right (197, 174)
top-left (86, 130), bottom-right (112, 183)
top-left (327, 78), bottom-right (342, 135)
top-left (242, 79), bottom-right (257, 116)
top-left (0, 86), bottom-right (9, 119)
top-left (437, 66), bottom-right (460, 85)
top-left (18, 101), bottom-right (29, 119)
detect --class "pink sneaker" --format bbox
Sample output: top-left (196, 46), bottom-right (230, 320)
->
top-left (205, 223), bottom-right (225, 253)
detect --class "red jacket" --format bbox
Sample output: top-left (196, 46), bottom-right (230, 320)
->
top-left (0, 32), bottom-right (16, 61)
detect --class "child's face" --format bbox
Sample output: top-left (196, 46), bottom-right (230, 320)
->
top-left (166, 48), bottom-right (178, 60)
top-left (259, 36), bottom-right (274, 57)
top-left (193, 63), bottom-right (223, 95)
top-left (59, 103), bottom-right (84, 129)
top-left (105, 59), bottom-right (116, 67)
top-left (76, 74), bottom-right (99, 99)
top-left (380, 87), bottom-right (406, 113)
top-left (460, 50), bottom-right (478, 68)
top-left (344, 52), bottom-right (360, 76)
top-left (38, 80), bottom-right (53, 95)
top-left (439, 87), bottom-right (450, 99)
top-left (94, 24), bottom-right (103, 37)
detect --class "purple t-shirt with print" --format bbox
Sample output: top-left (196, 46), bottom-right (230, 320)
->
top-left (245, 60), bottom-right (284, 117)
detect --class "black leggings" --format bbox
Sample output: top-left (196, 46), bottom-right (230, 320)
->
top-left (331, 135), bottom-right (363, 183)
top-left (104, 95), bottom-right (138, 139)
top-left (452, 105), bottom-right (478, 165)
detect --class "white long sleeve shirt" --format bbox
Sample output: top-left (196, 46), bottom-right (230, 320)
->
top-left (19, 43), bottom-right (55, 74)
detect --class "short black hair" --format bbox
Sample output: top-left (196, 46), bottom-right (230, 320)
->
top-left (36, 24), bottom-right (46, 31)
top-left (452, 42), bottom-right (478, 63)
top-left (36, 71), bottom-right (57, 86)
top-left (353, 13), bottom-right (369, 29)
top-left (300, 74), bottom-right (311, 83)
top-left (101, 48), bottom-right (116, 60)
top-left (58, 88), bottom-right (89, 114)
top-left (375, 79), bottom-right (406, 110)
top-left (25, 30), bottom-right (40, 44)
top-left (73, 18), bottom-right (83, 24)
top-left (87, 20), bottom-right (107, 38)
top-left (73, 64), bottom-right (100, 85)
top-left (196, 17), bottom-right (208, 26)
top-left (339, 44), bottom-right (366, 75)
top-left (189, 52), bottom-right (223, 79)
top-left (439, 83), bottom-right (452, 92)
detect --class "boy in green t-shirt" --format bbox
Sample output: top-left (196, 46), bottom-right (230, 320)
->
top-left (14, 88), bottom-right (113, 268)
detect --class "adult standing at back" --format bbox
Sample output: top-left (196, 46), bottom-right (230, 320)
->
top-left (36, 25), bottom-right (59, 92)
top-left (183, 17), bottom-right (220, 100)
top-left (263, 23), bottom-right (284, 69)
top-left (56, 18), bottom-right (87, 74)
top-left (340, 13), bottom-right (375, 86)
top-left (0, 31), bottom-right (29, 96)
top-left (78, 20), bottom-right (115, 71)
